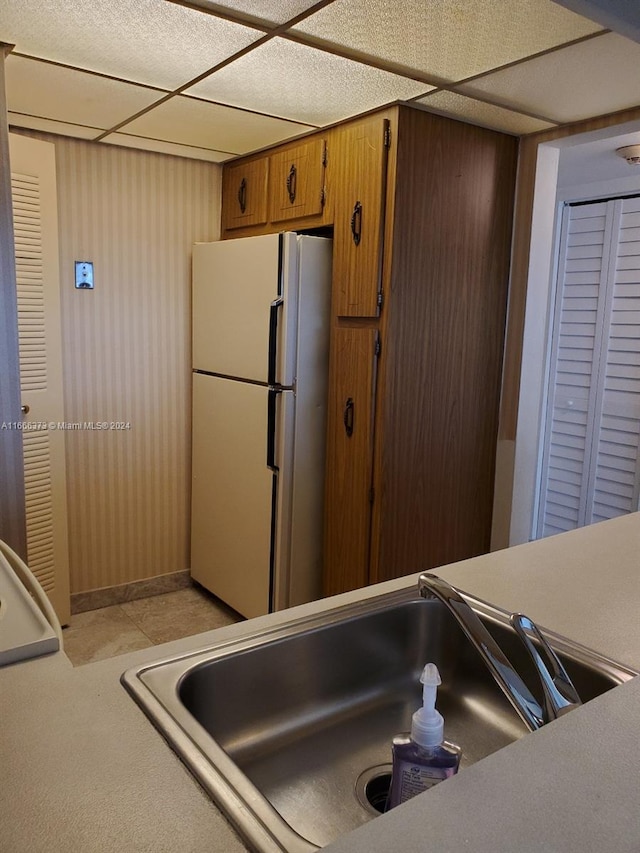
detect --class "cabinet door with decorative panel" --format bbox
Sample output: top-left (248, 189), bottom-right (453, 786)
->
top-left (268, 138), bottom-right (326, 223)
top-left (323, 325), bottom-right (379, 596)
top-left (222, 158), bottom-right (268, 231)
top-left (332, 116), bottom-right (391, 317)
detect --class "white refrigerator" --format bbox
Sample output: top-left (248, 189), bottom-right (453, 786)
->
top-left (190, 233), bottom-right (332, 618)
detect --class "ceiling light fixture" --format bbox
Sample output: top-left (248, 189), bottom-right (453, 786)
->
top-left (616, 144), bottom-right (640, 165)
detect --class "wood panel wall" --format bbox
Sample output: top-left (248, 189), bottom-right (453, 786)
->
top-left (12, 131), bottom-right (221, 592)
top-left (373, 107), bottom-right (518, 580)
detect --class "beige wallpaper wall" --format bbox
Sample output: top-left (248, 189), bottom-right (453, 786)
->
top-left (14, 131), bottom-right (221, 593)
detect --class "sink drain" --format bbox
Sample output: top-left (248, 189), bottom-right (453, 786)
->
top-left (355, 764), bottom-right (393, 815)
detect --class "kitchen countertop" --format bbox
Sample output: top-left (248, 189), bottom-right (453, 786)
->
top-left (1, 513), bottom-right (639, 853)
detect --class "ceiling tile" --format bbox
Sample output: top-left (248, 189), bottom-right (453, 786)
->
top-left (121, 95), bottom-right (313, 155)
top-left (5, 55), bottom-right (163, 130)
top-left (459, 33), bottom-right (640, 124)
top-left (184, 0), bottom-right (323, 26)
top-left (100, 133), bottom-right (230, 163)
top-left (186, 37), bottom-right (431, 125)
top-left (0, 0), bottom-right (261, 89)
top-left (415, 91), bottom-right (557, 135)
top-left (293, 0), bottom-right (604, 83)
top-left (8, 113), bottom-right (101, 141)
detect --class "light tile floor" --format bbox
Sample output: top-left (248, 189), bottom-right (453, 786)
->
top-left (63, 584), bottom-right (242, 666)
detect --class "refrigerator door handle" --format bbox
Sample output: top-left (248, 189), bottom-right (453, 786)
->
top-left (267, 387), bottom-right (281, 472)
top-left (268, 297), bottom-right (284, 386)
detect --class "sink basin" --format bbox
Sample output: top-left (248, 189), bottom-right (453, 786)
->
top-left (121, 586), bottom-right (636, 853)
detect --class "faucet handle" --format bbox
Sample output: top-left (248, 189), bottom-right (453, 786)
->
top-left (418, 573), bottom-right (545, 731)
top-left (510, 614), bottom-right (582, 721)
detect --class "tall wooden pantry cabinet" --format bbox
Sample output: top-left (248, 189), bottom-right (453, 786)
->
top-left (220, 104), bottom-right (518, 598)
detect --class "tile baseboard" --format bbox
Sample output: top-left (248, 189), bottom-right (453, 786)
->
top-left (71, 570), bottom-right (192, 615)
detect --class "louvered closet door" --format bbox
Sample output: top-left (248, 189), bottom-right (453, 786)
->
top-left (9, 134), bottom-right (70, 624)
top-left (589, 198), bottom-right (640, 522)
top-left (537, 198), bottom-right (640, 538)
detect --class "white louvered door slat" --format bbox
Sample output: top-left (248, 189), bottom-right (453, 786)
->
top-left (589, 196), bottom-right (640, 522)
top-left (581, 200), bottom-right (622, 523)
top-left (9, 134), bottom-right (70, 624)
top-left (537, 203), bottom-right (610, 537)
top-left (537, 197), bottom-right (640, 539)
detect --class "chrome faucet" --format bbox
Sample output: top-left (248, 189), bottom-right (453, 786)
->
top-left (418, 573), bottom-right (582, 732)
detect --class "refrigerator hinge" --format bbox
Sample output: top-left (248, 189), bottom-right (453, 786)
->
top-left (322, 140), bottom-right (328, 167)
top-left (383, 121), bottom-right (391, 149)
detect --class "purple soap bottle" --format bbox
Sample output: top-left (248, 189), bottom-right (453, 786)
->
top-left (386, 663), bottom-right (461, 810)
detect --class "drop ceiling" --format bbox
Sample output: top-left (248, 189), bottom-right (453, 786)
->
top-left (1, 0), bottom-right (640, 163)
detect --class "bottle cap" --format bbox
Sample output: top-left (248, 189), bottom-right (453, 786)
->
top-left (411, 663), bottom-right (444, 748)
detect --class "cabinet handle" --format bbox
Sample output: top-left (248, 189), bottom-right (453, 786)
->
top-left (350, 201), bottom-right (362, 246)
top-left (238, 177), bottom-right (247, 214)
top-left (286, 164), bottom-right (297, 204)
top-left (343, 397), bottom-right (354, 438)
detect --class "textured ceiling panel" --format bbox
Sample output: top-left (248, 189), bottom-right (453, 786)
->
top-left (416, 91), bottom-right (557, 135)
top-left (186, 37), bottom-right (431, 125)
top-left (184, 0), bottom-right (324, 25)
top-left (122, 95), bottom-right (313, 155)
top-left (293, 0), bottom-right (604, 83)
top-left (101, 133), bottom-right (230, 163)
top-left (0, 0), bottom-right (261, 89)
top-left (1, 0), bottom-right (633, 160)
top-left (7, 113), bottom-right (101, 140)
top-left (5, 56), bottom-right (163, 130)
top-left (459, 33), bottom-right (640, 124)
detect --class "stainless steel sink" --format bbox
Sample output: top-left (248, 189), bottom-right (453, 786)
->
top-left (121, 585), bottom-right (636, 853)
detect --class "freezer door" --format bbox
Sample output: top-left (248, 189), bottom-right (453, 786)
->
top-left (191, 372), bottom-right (274, 618)
top-left (192, 233), bottom-right (299, 385)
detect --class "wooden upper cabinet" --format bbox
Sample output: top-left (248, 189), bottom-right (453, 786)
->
top-left (222, 158), bottom-right (268, 231)
top-left (323, 325), bottom-right (379, 597)
top-left (331, 116), bottom-right (391, 318)
top-left (268, 138), bottom-right (326, 223)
